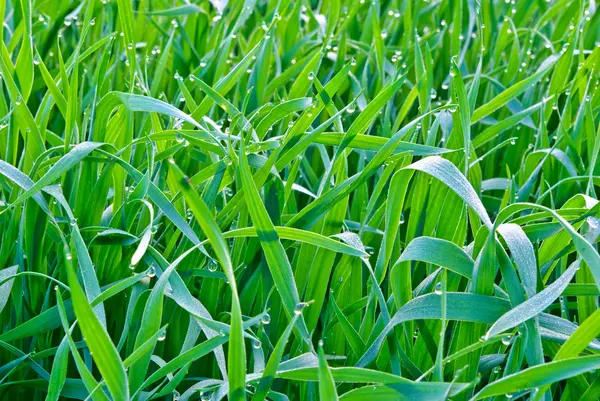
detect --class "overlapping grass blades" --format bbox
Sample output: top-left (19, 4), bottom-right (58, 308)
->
top-left (0, 0), bottom-right (599, 400)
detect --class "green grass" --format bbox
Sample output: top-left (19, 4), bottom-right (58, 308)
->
top-left (0, 0), bottom-right (600, 400)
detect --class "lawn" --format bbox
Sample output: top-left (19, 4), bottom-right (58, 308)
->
top-left (0, 0), bottom-right (600, 400)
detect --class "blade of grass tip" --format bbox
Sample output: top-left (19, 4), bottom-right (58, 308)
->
top-left (15, 0), bottom-right (33, 101)
top-left (485, 259), bottom-right (580, 339)
top-left (129, 199), bottom-right (154, 267)
top-left (403, 156), bottom-right (493, 229)
top-left (495, 202), bottom-right (600, 289)
top-left (318, 341), bottom-right (339, 401)
top-left (474, 356), bottom-right (600, 400)
top-left (223, 227), bottom-right (368, 258)
top-left (5, 142), bottom-right (105, 211)
top-left (356, 293), bottom-right (511, 367)
top-left (55, 292), bottom-right (110, 401)
top-left (497, 223), bottom-right (537, 298)
top-left (0, 266), bottom-right (18, 313)
top-left (471, 54), bottom-right (560, 123)
top-left (434, 269), bottom-right (447, 382)
top-left (64, 248), bottom-right (128, 400)
top-left (46, 337), bottom-right (70, 401)
top-left (34, 48), bottom-right (68, 116)
top-left (398, 237), bottom-right (475, 278)
top-left (0, 42), bottom-right (45, 170)
top-left (170, 159), bottom-right (246, 401)
top-left (93, 92), bottom-right (222, 146)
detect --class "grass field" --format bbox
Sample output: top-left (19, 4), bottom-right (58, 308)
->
top-left (0, 0), bottom-right (600, 399)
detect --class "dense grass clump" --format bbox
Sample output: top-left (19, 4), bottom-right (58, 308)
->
top-left (1, 0), bottom-right (600, 399)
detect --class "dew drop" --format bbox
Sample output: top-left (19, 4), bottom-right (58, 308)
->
top-left (294, 302), bottom-right (309, 315)
top-left (501, 334), bottom-right (513, 346)
top-left (308, 72), bottom-right (315, 81)
top-left (434, 282), bottom-right (442, 295)
top-left (261, 313), bottom-right (271, 324)
top-left (252, 339), bottom-right (261, 349)
top-left (207, 259), bottom-right (218, 272)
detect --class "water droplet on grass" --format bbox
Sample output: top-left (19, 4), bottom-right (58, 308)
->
top-left (294, 302), bottom-right (309, 314)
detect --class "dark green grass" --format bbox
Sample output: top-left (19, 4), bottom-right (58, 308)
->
top-left (1, 0), bottom-right (600, 400)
